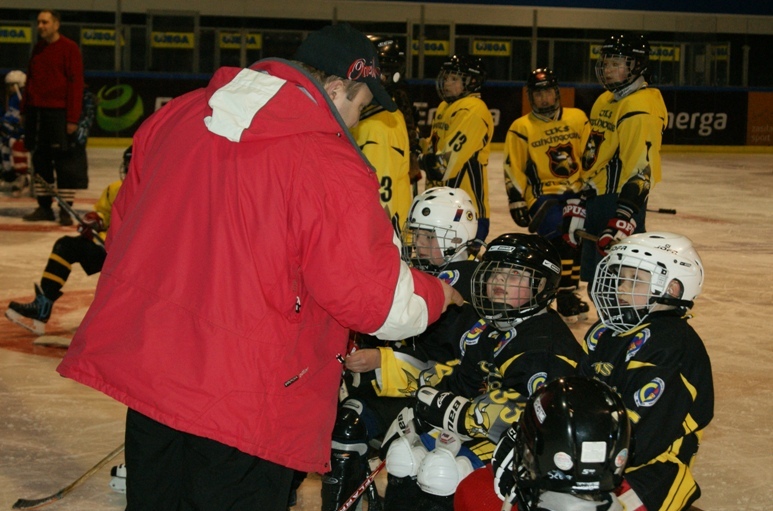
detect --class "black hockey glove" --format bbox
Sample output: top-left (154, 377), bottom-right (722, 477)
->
top-left (413, 386), bottom-right (470, 436)
top-left (492, 425), bottom-right (518, 502)
top-left (509, 201), bottom-right (531, 228)
top-left (418, 153), bottom-right (446, 182)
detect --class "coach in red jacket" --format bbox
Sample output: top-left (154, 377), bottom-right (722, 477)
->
top-left (58, 23), bottom-right (461, 510)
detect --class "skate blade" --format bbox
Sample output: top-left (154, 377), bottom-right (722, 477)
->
top-left (5, 309), bottom-right (46, 335)
top-left (33, 335), bottom-right (71, 348)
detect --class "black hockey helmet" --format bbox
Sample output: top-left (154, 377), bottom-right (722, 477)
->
top-left (526, 67), bottom-right (560, 118)
top-left (595, 34), bottom-right (650, 92)
top-left (436, 54), bottom-right (486, 103)
top-left (368, 35), bottom-right (406, 85)
top-left (513, 377), bottom-right (631, 511)
top-left (120, 145), bottom-right (132, 180)
top-left (471, 233), bottom-right (561, 330)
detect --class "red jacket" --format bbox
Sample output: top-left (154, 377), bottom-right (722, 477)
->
top-left (57, 59), bottom-right (446, 473)
top-left (23, 35), bottom-right (84, 124)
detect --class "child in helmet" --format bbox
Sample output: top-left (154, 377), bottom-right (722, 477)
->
top-left (579, 232), bottom-right (713, 511)
top-left (380, 233), bottom-right (586, 511)
top-left (1, 70), bottom-right (31, 196)
top-left (454, 376), bottom-right (631, 511)
top-left (419, 54), bottom-right (494, 252)
top-left (5, 147), bottom-right (131, 336)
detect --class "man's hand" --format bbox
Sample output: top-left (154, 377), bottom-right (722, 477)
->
top-left (345, 348), bottom-right (382, 373)
top-left (418, 153), bottom-right (446, 182)
top-left (597, 204), bottom-right (636, 254)
top-left (66, 122), bottom-right (78, 135)
top-left (440, 281), bottom-right (463, 312)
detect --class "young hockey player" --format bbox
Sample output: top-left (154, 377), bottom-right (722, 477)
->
top-left (579, 232), bottom-right (713, 511)
top-left (503, 67), bottom-right (590, 323)
top-left (380, 233), bottom-right (585, 511)
top-left (351, 36), bottom-right (413, 233)
top-left (563, 34), bottom-right (668, 286)
top-left (454, 376), bottom-right (631, 511)
top-left (0, 70), bottom-right (31, 196)
top-left (5, 146), bottom-right (130, 335)
top-left (419, 54), bottom-right (494, 252)
top-left (319, 186), bottom-right (480, 511)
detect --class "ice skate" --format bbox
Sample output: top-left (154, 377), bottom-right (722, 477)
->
top-left (5, 284), bottom-right (52, 335)
top-left (109, 463), bottom-right (127, 494)
top-left (10, 173), bottom-right (30, 198)
top-left (23, 206), bottom-right (56, 222)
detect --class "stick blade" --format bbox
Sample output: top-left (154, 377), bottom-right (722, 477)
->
top-left (12, 493), bottom-right (62, 510)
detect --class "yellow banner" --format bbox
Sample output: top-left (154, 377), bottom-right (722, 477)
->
top-left (219, 32), bottom-right (262, 50)
top-left (81, 28), bottom-right (123, 47)
top-left (151, 31), bottom-right (194, 49)
top-left (591, 44), bottom-right (681, 62)
top-left (411, 40), bottom-right (449, 56)
top-left (711, 44), bottom-right (729, 61)
top-left (0, 25), bottom-right (32, 44)
top-left (472, 40), bottom-right (510, 57)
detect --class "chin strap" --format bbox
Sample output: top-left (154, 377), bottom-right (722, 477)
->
top-left (655, 296), bottom-right (694, 309)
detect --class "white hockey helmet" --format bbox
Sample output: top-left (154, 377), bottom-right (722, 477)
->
top-left (591, 232), bottom-right (704, 333)
top-left (401, 187), bottom-right (477, 273)
top-left (5, 70), bottom-right (27, 87)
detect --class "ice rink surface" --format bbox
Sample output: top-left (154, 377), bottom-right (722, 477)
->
top-left (1, 146), bottom-right (772, 510)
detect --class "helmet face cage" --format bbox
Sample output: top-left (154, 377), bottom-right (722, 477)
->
top-left (471, 234), bottom-right (561, 330)
top-left (592, 232), bottom-right (704, 334)
top-left (595, 34), bottom-right (650, 92)
top-left (401, 187), bottom-right (477, 273)
top-left (513, 377), bottom-right (631, 509)
top-left (436, 55), bottom-right (486, 103)
top-left (527, 68), bottom-right (560, 117)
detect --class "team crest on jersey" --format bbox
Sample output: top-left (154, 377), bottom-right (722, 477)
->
top-left (461, 320), bottom-right (487, 357)
top-left (625, 329), bottom-right (650, 362)
top-left (582, 130), bottom-right (605, 170)
top-left (634, 377), bottom-right (665, 407)
top-left (528, 372), bottom-right (548, 395)
top-left (548, 143), bottom-right (578, 178)
top-left (586, 323), bottom-right (608, 352)
top-left (437, 269), bottom-right (461, 287)
top-left (493, 329), bottom-right (514, 357)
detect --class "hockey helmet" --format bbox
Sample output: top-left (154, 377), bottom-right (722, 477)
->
top-left (402, 187), bottom-right (478, 273)
top-left (513, 376), bottom-right (631, 511)
top-left (591, 232), bottom-right (704, 334)
top-left (436, 54), bottom-right (486, 103)
top-left (595, 34), bottom-right (650, 92)
top-left (471, 233), bottom-right (561, 330)
top-left (526, 68), bottom-right (560, 118)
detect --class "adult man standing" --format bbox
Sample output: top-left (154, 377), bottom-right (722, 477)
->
top-left (57, 23), bottom-right (462, 511)
top-left (22, 9), bottom-right (85, 225)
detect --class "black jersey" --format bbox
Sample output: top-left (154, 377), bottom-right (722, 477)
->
top-left (579, 312), bottom-right (714, 511)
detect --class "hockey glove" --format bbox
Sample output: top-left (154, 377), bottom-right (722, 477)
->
top-left (597, 204), bottom-right (637, 254)
top-left (414, 386), bottom-right (470, 436)
top-left (380, 406), bottom-right (429, 461)
top-left (561, 198), bottom-right (586, 248)
top-left (418, 153), bottom-right (447, 182)
top-left (492, 426), bottom-right (518, 502)
top-left (509, 201), bottom-right (530, 228)
top-left (78, 211), bottom-right (104, 240)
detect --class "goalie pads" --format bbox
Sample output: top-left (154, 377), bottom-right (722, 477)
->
top-left (417, 431), bottom-right (474, 496)
top-left (385, 435), bottom-right (428, 478)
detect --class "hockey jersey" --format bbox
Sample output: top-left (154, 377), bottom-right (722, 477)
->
top-left (424, 94), bottom-right (494, 221)
top-left (579, 312), bottom-right (714, 511)
top-left (503, 107), bottom-right (589, 208)
top-left (580, 87), bottom-right (667, 198)
top-left (351, 104), bottom-right (412, 232)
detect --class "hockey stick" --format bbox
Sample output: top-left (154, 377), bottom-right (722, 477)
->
top-left (574, 230), bottom-right (598, 243)
top-left (528, 198), bottom-right (559, 233)
top-left (32, 174), bottom-right (106, 250)
top-left (647, 207), bottom-right (677, 215)
top-left (12, 443), bottom-right (125, 510)
top-left (336, 459), bottom-right (386, 511)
